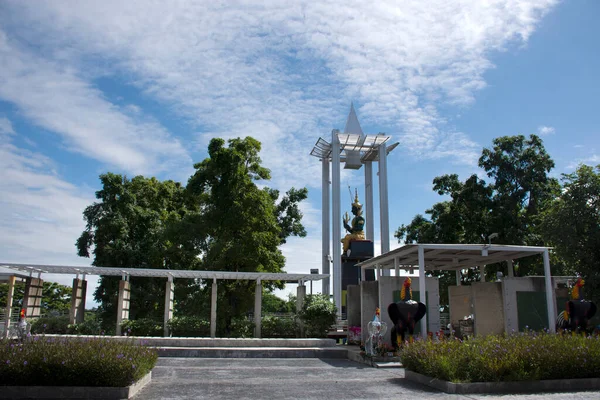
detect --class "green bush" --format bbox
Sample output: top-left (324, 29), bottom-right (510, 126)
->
top-left (401, 331), bottom-right (600, 383)
top-left (297, 294), bottom-right (337, 338)
top-left (67, 319), bottom-right (103, 335)
top-left (120, 319), bottom-right (163, 337)
top-left (261, 315), bottom-right (298, 338)
top-left (167, 316), bottom-right (210, 337)
top-left (30, 316), bottom-right (70, 335)
top-left (0, 337), bottom-right (158, 387)
top-left (226, 318), bottom-right (255, 338)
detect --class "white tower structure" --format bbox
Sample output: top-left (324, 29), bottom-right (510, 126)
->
top-left (310, 104), bottom-right (398, 317)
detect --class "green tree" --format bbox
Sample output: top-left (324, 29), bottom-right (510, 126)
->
top-left (0, 282), bottom-right (72, 314)
top-left (542, 164), bottom-right (600, 301)
top-left (186, 137), bottom-right (307, 333)
top-left (76, 173), bottom-right (197, 328)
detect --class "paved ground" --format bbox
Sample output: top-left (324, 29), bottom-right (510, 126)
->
top-left (134, 358), bottom-right (599, 400)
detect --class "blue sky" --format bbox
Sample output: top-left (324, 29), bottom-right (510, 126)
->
top-left (1, 0), bottom-right (598, 304)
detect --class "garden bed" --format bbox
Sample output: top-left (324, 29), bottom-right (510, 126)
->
top-left (1, 336), bottom-right (158, 398)
top-left (400, 331), bottom-right (600, 393)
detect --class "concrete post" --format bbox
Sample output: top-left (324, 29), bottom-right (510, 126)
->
top-left (456, 270), bottom-right (461, 286)
top-left (394, 257), bottom-right (399, 277)
top-left (331, 129), bottom-right (342, 318)
top-left (3, 275), bottom-right (15, 339)
top-left (364, 161), bottom-right (374, 241)
top-left (378, 143), bottom-right (390, 256)
top-left (297, 284), bottom-right (307, 337)
top-left (543, 250), bottom-right (556, 333)
top-left (69, 278), bottom-right (87, 324)
top-left (508, 260), bottom-right (515, 278)
top-left (254, 280), bottom-right (262, 338)
top-left (164, 277), bottom-right (174, 337)
top-left (210, 278), bottom-right (217, 338)
top-left (23, 277), bottom-right (43, 320)
top-left (322, 157), bottom-right (330, 297)
top-left (418, 245), bottom-right (427, 339)
top-left (115, 280), bottom-right (130, 336)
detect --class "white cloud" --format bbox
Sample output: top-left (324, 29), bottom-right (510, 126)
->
top-left (538, 125), bottom-right (555, 136)
top-left (0, 117), bottom-right (15, 136)
top-left (567, 154), bottom-right (600, 170)
top-left (0, 0), bottom-right (557, 188)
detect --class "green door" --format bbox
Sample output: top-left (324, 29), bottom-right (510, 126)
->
top-left (516, 292), bottom-right (569, 331)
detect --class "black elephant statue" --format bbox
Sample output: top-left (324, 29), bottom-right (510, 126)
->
top-left (388, 277), bottom-right (427, 349)
top-left (556, 278), bottom-right (597, 333)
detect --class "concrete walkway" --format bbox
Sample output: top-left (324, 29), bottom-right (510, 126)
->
top-left (134, 358), bottom-right (597, 400)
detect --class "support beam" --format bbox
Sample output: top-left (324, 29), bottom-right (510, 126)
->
top-left (69, 278), bottom-right (87, 324)
top-left (164, 277), bottom-right (174, 337)
top-left (210, 278), bottom-right (217, 338)
top-left (331, 129), bottom-right (342, 318)
top-left (543, 250), bottom-right (556, 333)
top-left (364, 161), bottom-right (374, 241)
top-left (378, 142), bottom-right (390, 257)
top-left (23, 277), bottom-right (43, 320)
top-left (254, 279), bottom-right (262, 338)
top-left (377, 265), bottom-right (382, 311)
top-left (418, 246), bottom-right (427, 339)
top-left (297, 284), bottom-right (307, 337)
top-left (115, 280), bottom-right (130, 336)
top-left (394, 257), bottom-right (399, 276)
top-left (456, 270), bottom-right (461, 286)
top-left (3, 275), bottom-right (15, 339)
top-left (322, 157), bottom-right (330, 297)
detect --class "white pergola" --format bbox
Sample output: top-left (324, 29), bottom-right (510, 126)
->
top-left (356, 243), bottom-right (555, 338)
top-left (0, 262), bottom-right (328, 338)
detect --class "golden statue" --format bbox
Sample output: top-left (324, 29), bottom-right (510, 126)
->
top-left (341, 189), bottom-right (365, 253)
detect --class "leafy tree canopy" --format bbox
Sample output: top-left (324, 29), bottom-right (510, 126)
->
top-left (0, 281), bottom-right (72, 314)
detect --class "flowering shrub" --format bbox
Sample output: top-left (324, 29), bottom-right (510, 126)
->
top-left (0, 337), bottom-right (158, 387)
top-left (401, 331), bottom-right (600, 383)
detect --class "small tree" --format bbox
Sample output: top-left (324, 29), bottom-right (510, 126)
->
top-left (298, 294), bottom-right (337, 338)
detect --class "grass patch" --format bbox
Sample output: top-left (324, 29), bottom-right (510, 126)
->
top-left (401, 331), bottom-right (600, 383)
top-left (0, 336), bottom-right (158, 387)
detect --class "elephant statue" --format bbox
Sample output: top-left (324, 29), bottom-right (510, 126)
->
top-left (388, 278), bottom-right (427, 349)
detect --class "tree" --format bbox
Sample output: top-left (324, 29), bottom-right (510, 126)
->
top-left (185, 137), bottom-right (307, 332)
top-left (76, 173), bottom-right (197, 327)
top-left (0, 282), bottom-right (72, 314)
top-left (543, 164), bottom-right (600, 301)
top-left (395, 135), bottom-right (559, 304)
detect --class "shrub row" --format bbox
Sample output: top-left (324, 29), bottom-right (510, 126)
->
top-left (0, 337), bottom-right (158, 387)
top-left (401, 331), bottom-right (600, 383)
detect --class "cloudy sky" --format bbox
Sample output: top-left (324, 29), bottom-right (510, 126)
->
top-left (1, 1), bottom-right (599, 305)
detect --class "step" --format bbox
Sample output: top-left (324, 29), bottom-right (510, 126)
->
top-left (156, 346), bottom-right (349, 358)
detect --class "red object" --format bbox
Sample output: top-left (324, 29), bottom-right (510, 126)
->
top-left (19, 309), bottom-right (26, 319)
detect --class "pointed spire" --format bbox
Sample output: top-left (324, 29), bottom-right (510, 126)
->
top-left (344, 102), bottom-right (364, 136)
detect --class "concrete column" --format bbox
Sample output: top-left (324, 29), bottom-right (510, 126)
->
top-left (364, 161), bottom-right (374, 241)
top-left (23, 277), bottom-right (43, 320)
top-left (543, 250), bottom-right (556, 333)
top-left (163, 277), bottom-right (174, 337)
top-left (508, 260), bottom-right (515, 278)
top-left (331, 129), bottom-right (342, 318)
top-left (69, 278), bottom-right (87, 324)
top-left (297, 284), bottom-right (307, 337)
top-left (115, 279), bottom-right (130, 336)
top-left (418, 246), bottom-right (427, 339)
top-left (254, 280), bottom-right (262, 338)
top-left (210, 278), bottom-right (217, 338)
top-left (322, 157), bottom-right (330, 297)
top-left (394, 257), bottom-right (399, 276)
top-left (480, 266), bottom-right (485, 282)
top-left (456, 270), bottom-right (461, 286)
top-left (378, 143), bottom-right (390, 255)
top-left (377, 265), bottom-right (382, 310)
top-left (3, 275), bottom-right (15, 339)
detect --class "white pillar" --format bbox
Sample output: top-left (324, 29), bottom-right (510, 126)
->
top-left (418, 246), bottom-right (427, 339)
top-left (297, 284), bottom-right (307, 337)
top-left (210, 278), bottom-right (217, 338)
top-left (70, 278), bottom-right (87, 324)
top-left (254, 279), bottom-right (262, 338)
top-left (377, 265), bottom-right (382, 310)
top-left (116, 279), bottom-right (130, 336)
top-left (331, 129), bottom-right (342, 318)
top-left (378, 143), bottom-right (390, 277)
top-left (543, 250), bottom-right (556, 333)
top-left (322, 157), bottom-right (330, 297)
top-left (508, 260), bottom-right (515, 278)
top-left (164, 277), bottom-right (174, 337)
top-left (394, 257), bottom-right (399, 276)
top-left (364, 161), bottom-right (374, 241)
top-left (3, 275), bottom-right (15, 339)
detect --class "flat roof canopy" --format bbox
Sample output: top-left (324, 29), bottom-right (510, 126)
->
top-left (356, 243), bottom-right (551, 271)
top-left (0, 263), bottom-right (328, 283)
